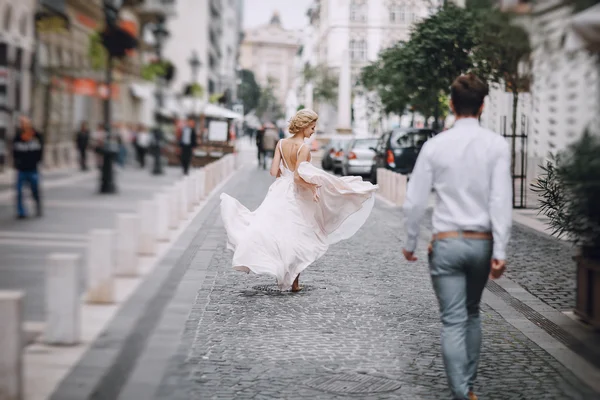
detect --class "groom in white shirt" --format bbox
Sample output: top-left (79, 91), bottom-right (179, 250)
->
top-left (402, 74), bottom-right (512, 400)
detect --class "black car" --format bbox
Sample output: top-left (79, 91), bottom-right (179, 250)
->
top-left (370, 128), bottom-right (437, 183)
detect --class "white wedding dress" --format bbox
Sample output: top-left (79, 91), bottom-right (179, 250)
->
top-left (220, 140), bottom-right (378, 291)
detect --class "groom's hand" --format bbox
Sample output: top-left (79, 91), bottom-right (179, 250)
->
top-left (402, 248), bottom-right (418, 262)
top-left (490, 259), bottom-right (506, 280)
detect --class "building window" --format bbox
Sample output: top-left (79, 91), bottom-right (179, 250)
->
top-left (390, 5), bottom-right (405, 23)
top-left (350, 0), bottom-right (366, 22)
top-left (350, 39), bottom-right (366, 61)
top-left (3, 4), bottom-right (12, 32)
top-left (19, 13), bottom-right (27, 36)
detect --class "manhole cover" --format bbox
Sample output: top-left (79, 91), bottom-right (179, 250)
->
top-left (251, 284), bottom-right (314, 294)
top-left (305, 373), bottom-right (402, 395)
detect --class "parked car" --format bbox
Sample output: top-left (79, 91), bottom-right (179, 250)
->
top-left (341, 138), bottom-right (379, 177)
top-left (370, 128), bottom-right (437, 183)
top-left (321, 137), bottom-right (353, 172)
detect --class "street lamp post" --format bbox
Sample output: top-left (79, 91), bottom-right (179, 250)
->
top-left (151, 16), bottom-right (169, 175)
top-left (99, 0), bottom-right (123, 194)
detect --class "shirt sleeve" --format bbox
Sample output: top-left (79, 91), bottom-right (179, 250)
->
top-left (489, 141), bottom-right (513, 260)
top-left (403, 142), bottom-right (434, 253)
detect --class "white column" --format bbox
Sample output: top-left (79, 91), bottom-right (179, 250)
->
top-left (167, 189), bottom-right (179, 230)
top-left (86, 229), bottom-right (114, 303)
top-left (377, 168), bottom-right (383, 191)
top-left (45, 254), bottom-right (80, 345)
top-left (115, 214), bottom-right (140, 276)
top-left (305, 82), bottom-right (314, 110)
top-left (336, 49), bottom-right (352, 134)
top-left (154, 193), bottom-right (170, 242)
top-left (0, 291), bottom-right (23, 400)
top-left (138, 200), bottom-right (158, 255)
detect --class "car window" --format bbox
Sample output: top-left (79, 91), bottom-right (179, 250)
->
top-left (352, 139), bottom-right (378, 149)
top-left (391, 129), bottom-right (435, 149)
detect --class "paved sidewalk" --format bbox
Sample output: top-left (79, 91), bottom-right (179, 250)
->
top-left (48, 163), bottom-right (600, 400)
top-left (0, 164), bottom-right (185, 322)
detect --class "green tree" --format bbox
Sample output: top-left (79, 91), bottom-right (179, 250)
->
top-left (303, 63), bottom-right (338, 105)
top-left (470, 5), bottom-right (531, 197)
top-left (360, 46), bottom-right (410, 116)
top-left (238, 69), bottom-right (261, 113)
top-left (399, 4), bottom-right (479, 128)
top-left (256, 77), bottom-right (283, 121)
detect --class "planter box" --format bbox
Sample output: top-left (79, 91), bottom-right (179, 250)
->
top-left (574, 255), bottom-right (600, 330)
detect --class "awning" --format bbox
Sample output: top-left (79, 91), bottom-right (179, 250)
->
top-left (203, 104), bottom-right (243, 120)
top-left (129, 82), bottom-right (154, 99)
top-left (564, 4), bottom-right (600, 52)
top-left (178, 98), bottom-right (243, 120)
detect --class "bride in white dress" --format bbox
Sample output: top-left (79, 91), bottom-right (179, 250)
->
top-left (220, 109), bottom-right (378, 292)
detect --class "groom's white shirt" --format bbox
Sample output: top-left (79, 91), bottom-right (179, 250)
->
top-left (403, 118), bottom-right (512, 260)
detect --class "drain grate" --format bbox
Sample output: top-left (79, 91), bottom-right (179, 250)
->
top-left (252, 284), bottom-right (314, 294)
top-left (305, 373), bottom-right (402, 395)
top-left (487, 281), bottom-right (600, 369)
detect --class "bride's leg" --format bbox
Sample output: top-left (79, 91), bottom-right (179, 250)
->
top-left (291, 274), bottom-right (301, 292)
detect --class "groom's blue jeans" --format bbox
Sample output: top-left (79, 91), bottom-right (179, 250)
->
top-left (428, 236), bottom-right (492, 400)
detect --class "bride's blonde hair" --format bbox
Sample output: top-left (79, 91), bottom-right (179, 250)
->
top-left (288, 109), bottom-right (318, 135)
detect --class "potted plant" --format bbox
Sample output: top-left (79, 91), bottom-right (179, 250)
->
top-left (531, 130), bottom-right (600, 328)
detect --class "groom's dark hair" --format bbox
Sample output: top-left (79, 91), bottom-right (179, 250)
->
top-left (450, 74), bottom-right (489, 117)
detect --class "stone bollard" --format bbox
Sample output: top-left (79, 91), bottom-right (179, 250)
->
top-left (389, 170), bottom-right (395, 201)
top-left (396, 173), bottom-right (407, 206)
top-left (0, 291), bottom-right (24, 400)
top-left (86, 229), bottom-right (114, 303)
top-left (206, 163), bottom-right (214, 193)
top-left (390, 172), bottom-right (398, 205)
top-left (167, 189), bottom-right (179, 230)
top-left (381, 169), bottom-right (390, 199)
top-left (139, 200), bottom-right (158, 256)
top-left (196, 169), bottom-right (206, 200)
top-left (115, 214), bottom-right (140, 276)
top-left (45, 254), bottom-right (81, 345)
top-left (187, 175), bottom-right (196, 209)
top-left (178, 180), bottom-right (188, 220)
top-left (377, 168), bottom-right (383, 190)
top-left (154, 193), bottom-right (170, 242)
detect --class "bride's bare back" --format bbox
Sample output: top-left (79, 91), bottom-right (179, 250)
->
top-left (279, 139), bottom-right (309, 172)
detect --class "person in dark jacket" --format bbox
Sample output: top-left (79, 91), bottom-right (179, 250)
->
top-left (179, 116), bottom-right (197, 175)
top-left (256, 125), bottom-right (266, 169)
top-left (13, 116), bottom-right (44, 219)
top-left (75, 121), bottom-right (90, 171)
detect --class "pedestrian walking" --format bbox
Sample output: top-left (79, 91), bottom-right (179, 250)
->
top-left (220, 109), bottom-right (378, 292)
top-left (135, 124), bottom-right (151, 168)
top-left (179, 116), bottom-right (197, 175)
top-left (74, 121), bottom-right (90, 171)
top-left (256, 125), bottom-right (266, 169)
top-left (13, 116), bottom-right (44, 219)
top-left (263, 123), bottom-right (279, 166)
top-left (402, 73), bottom-right (512, 400)
top-left (92, 123), bottom-right (106, 169)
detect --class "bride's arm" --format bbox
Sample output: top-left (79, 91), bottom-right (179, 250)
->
top-left (269, 145), bottom-right (282, 177)
top-left (294, 146), bottom-right (319, 191)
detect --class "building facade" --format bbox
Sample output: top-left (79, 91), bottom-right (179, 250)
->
top-left (303, 0), bottom-right (440, 134)
top-left (163, 0), bottom-right (242, 113)
top-left (0, 0), bottom-right (36, 172)
top-left (239, 12), bottom-right (300, 108)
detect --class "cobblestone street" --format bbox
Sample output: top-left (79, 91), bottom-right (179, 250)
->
top-left (52, 161), bottom-right (600, 400)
